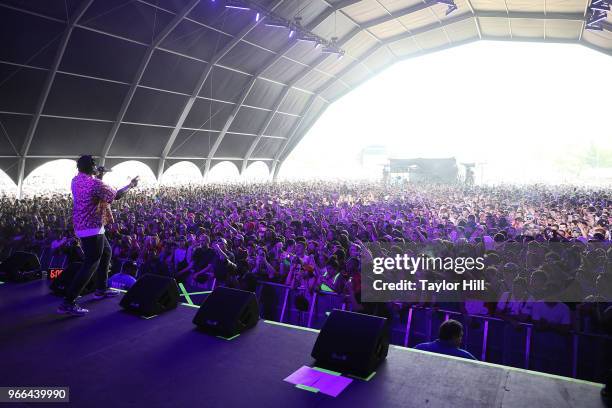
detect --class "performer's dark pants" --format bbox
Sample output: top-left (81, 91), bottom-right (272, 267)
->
top-left (64, 234), bottom-right (111, 303)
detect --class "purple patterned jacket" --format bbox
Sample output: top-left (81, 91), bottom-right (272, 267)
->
top-left (71, 172), bottom-right (116, 233)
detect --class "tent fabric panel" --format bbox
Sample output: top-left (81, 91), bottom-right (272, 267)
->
top-left (28, 117), bottom-right (110, 156)
top-left (161, 19), bottom-right (233, 62)
top-left (214, 133), bottom-right (254, 157)
top-left (107, 124), bottom-right (170, 157)
top-left (141, 49), bottom-right (209, 95)
top-left (0, 113), bottom-right (29, 155)
top-left (200, 66), bottom-right (252, 103)
top-left (44, 73), bottom-right (129, 121)
top-left (218, 42), bottom-right (274, 76)
top-left (0, 5), bottom-right (64, 69)
top-left (228, 107), bottom-right (269, 134)
top-left (262, 58), bottom-right (306, 84)
top-left (244, 80), bottom-right (285, 110)
top-left (0, 157), bottom-right (19, 184)
top-left (545, 19), bottom-right (584, 40)
top-left (265, 114), bottom-right (297, 137)
top-left (168, 129), bottom-right (217, 158)
top-left (124, 87), bottom-right (188, 127)
top-left (60, 27), bottom-right (148, 84)
top-left (251, 137), bottom-right (284, 159)
top-left (183, 99), bottom-right (234, 131)
top-left (0, 64), bottom-right (48, 114)
top-left (80, 0), bottom-right (174, 44)
top-left (278, 89), bottom-right (311, 115)
top-left (478, 16), bottom-right (512, 37)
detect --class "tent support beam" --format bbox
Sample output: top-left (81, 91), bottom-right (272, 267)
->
top-left (17, 0), bottom-right (94, 198)
top-left (99, 0), bottom-right (201, 167)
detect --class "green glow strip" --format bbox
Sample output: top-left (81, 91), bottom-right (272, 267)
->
top-left (141, 314), bottom-right (158, 320)
top-left (390, 345), bottom-right (603, 387)
top-left (263, 320), bottom-right (320, 333)
top-left (217, 334), bottom-right (240, 341)
top-left (180, 302), bottom-right (200, 308)
top-left (179, 290), bottom-right (212, 296)
top-left (320, 284), bottom-right (334, 293)
top-left (295, 384), bottom-right (319, 393)
top-left (0, 281), bottom-right (4, 284)
top-left (349, 371), bottom-right (376, 381)
top-left (112, 288), bottom-right (127, 293)
top-left (312, 366), bottom-right (341, 376)
top-left (178, 283), bottom-right (193, 305)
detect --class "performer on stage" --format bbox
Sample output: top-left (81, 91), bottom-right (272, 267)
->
top-left (57, 155), bottom-right (139, 316)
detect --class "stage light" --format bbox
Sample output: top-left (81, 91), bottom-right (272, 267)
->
top-left (255, 12), bottom-right (260, 21)
top-left (289, 30), bottom-right (295, 38)
top-left (265, 19), bottom-right (287, 28)
top-left (586, 0), bottom-right (610, 30)
top-left (590, 0), bottom-right (611, 12)
top-left (225, 0), bottom-right (250, 9)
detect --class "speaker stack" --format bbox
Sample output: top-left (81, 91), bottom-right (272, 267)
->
top-left (120, 274), bottom-right (180, 317)
top-left (0, 251), bottom-right (41, 282)
top-left (193, 286), bottom-right (260, 338)
top-left (311, 309), bottom-right (389, 377)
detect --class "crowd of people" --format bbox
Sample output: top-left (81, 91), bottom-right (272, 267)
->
top-left (0, 181), bottom-right (611, 337)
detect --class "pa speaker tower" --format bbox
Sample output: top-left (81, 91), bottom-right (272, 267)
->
top-left (193, 286), bottom-right (259, 338)
top-left (120, 274), bottom-right (179, 317)
top-left (311, 309), bottom-right (389, 376)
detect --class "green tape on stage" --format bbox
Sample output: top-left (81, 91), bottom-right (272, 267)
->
top-left (349, 371), bottom-right (376, 381)
top-left (296, 384), bottom-right (319, 393)
top-left (217, 334), bottom-right (240, 341)
top-left (312, 366), bottom-right (341, 376)
top-left (178, 283), bottom-right (193, 305)
top-left (320, 284), bottom-right (334, 293)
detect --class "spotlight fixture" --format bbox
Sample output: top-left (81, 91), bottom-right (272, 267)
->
top-left (234, 0), bottom-right (345, 55)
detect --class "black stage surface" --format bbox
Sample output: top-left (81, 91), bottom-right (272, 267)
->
top-left (0, 280), bottom-right (605, 408)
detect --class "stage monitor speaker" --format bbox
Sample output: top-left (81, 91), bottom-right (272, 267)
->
top-left (120, 274), bottom-right (179, 317)
top-left (49, 262), bottom-right (96, 296)
top-left (192, 286), bottom-right (259, 338)
top-left (311, 309), bottom-right (389, 376)
top-left (0, 251), bottom-right (41, 282)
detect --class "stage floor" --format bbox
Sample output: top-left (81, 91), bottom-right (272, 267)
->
top-left (0, 280), bottom-right (605, 408)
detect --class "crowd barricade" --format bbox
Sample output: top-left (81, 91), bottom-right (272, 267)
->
top-left (251, 281), bottom-right (611, 382)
